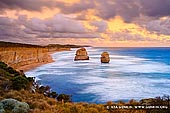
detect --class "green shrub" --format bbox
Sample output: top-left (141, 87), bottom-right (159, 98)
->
top-left (0, 98), bottom-right (29, 113)
top-left (50, 91), bottom-right (58, 98)
top-left (0, 62), bottom-right (8, 70)
top-left (57, 94), bottom-right (71, 102)
top-left (1, 98), bottom-right (17, 110)
top-left (12, 76), bottom-right (29, 90)
top-left (0, 109), bottom-right (5, 113)
top-left (12, 102), bottom-right (29, 113)
top-left (0, 61), bottom-right (21, 77)
top-left (0, 102), bottom-right (5, 113)
top-left (7, 67), bottom-right (20, 76)
top-left (27, 77), bottom-right (34, 83)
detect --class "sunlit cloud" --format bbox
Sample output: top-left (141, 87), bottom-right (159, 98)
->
top-left (0, 0), bottom-right (170, 47)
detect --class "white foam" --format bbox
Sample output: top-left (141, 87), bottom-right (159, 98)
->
top-left (26, 47), bottom-right (170, 102)
top-left (73, 76), bottom-right (170, 102)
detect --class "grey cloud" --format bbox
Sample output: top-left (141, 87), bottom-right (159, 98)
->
top-left (91, 21), bottom-right (108, 32)
top-left (146, 18), bottom-right (170, 35)
top-left (19, 14), bottom-right (86, 34)
top-left (106, 31), bottom-right (158, 42)
top-left (52, 33), bottom-right (100, 38)
top-left (61, 1), bottom-right (95, 14)
top-left (1, 0), bottom-right (170, 23)
top-left (37, 32), bottom-right (100, 38)
top-left (0, 14), bottom-right (100, 41)
top-left (140, 0), bottom-right (170, 17)
top-left (18, 15), bottom-right (50, 35)
top-left (56, 0), bottom-right (140, 21)
top-left (96, 0), bottom-right (170, 20)
top-left (95, 0), bottom-right (116, 20)
top-left (57, 0), bottom-right (170, 22)
top-left (0, 17), bottom-right (15, 26)
top-left (115, 0), bottom-right (140, 22)
top-left (0, 17), bottom-right (30, 39)
top-left (45, 14), bottom-right (86, 33)
top-left (37, 33), bottom-right (51, 38)
top-left (0, 0), bottom-right (57, 11)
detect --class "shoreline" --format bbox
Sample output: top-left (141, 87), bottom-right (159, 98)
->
top-left (16, 60), bottom-right (54, 72)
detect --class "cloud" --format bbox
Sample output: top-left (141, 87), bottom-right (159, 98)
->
top-left (0, 0), bottom-right (58, 12)
top-left (0, 0), bottom-right (170, 46)
top-left (107, 32), bottom-right (158, 42)
top-left (146, 18), bottom-right (170, 35)
top-left (45, 14), bottom-right (86, 33)
top-left (0, 14), bottom-right (100, 41)
top-left (140, 0), bottom-right (170, 17)
top-left (1, 0), bottom-right (170, 23)
top-left (19, 14), bottom-right (87, 34)
top-left (58, 1), bottom-right (95, 14)
top-left (90, 21), bottom-right (108, 32)
top-left (55, 0), bottom-right (170, 23)
top-left (51, 33), bottom-right (100, 38)
top-left (0, 17), bottom-right (30, 38)
top-left (0, 16), bottom-right (39, 44)
top-left (22, 14), bottom-right (96, 38)
top-left (54, 0), bottom-right (140, 21)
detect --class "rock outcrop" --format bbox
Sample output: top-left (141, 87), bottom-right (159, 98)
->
top-left (101, 52), bottom-right (110, 63)
top-left (74, 48), bottom-right (89, 61)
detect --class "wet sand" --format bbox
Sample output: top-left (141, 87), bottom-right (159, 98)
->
top-left (16, 60), bottom-right (54, 72)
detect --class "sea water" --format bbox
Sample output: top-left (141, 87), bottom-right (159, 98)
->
top-left (26, 47), bottom-right (170, 103)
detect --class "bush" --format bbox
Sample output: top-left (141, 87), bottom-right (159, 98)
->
top-left (7, 67), bottom-right (20, 76)
top-left (0, 61), bottom-right (20, 76)
top-left (38, 86), bottom-right (50, 94)
top-left (0, 62), bottom-right (8, 70)
top-left (50, 91), bottom-right (58, 98)
top-left (0, 98), bottom-right (29, 113)
top-left (1, 98), bottom-right (18, 110)
top-left (57, 94), bottom-right (71, 102)
top-left (12, 102), bottom-right (29, 113)
top-left (12, 76), bottom-right (29, 90)
top-left (0, 102), bottom-right (5, 113)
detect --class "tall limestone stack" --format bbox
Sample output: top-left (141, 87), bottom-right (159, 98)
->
top-left (101, 52), bottom-right (110, 63)
top-left (74, 48), bottom-right (89, 61)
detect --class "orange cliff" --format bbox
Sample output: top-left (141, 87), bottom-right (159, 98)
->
top-left (0, 47), bottom-right (70, 71)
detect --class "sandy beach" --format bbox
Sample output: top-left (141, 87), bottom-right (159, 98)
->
top-left (16, 60), bottom-right (54, 72)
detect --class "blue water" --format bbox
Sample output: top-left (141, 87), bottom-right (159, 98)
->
top-left (26, 47), bottom-right (170, 103)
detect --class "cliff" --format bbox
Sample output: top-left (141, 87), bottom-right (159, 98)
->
top-left (0, 41), bottom-right (70, 70)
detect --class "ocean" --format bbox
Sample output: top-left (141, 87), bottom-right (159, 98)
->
top-left (26, 47), bottom-right (170, 103)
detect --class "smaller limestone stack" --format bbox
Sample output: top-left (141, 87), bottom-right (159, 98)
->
top-left (74, 48), bottom-right (89, 61)
top-left (101, 52), bottom-right (110, 63)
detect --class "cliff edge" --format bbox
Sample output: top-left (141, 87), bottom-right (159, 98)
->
top-left (0, 41), bottom-right (70, 71)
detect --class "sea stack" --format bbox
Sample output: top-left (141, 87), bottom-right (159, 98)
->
top-left (101, 52), bottom-right (110, 63)
top-left (74, 48), bottom-right (89, 61)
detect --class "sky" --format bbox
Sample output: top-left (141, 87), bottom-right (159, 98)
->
top-left (0, 0), bottom-right (170, 47)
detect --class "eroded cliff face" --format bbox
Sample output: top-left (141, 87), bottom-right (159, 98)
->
top-left (0, 47), bottom-right (70, 69)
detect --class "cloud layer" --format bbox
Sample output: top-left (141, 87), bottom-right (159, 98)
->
top-left (0, 14), bottom-right (100, 43)
top-left (0, 0), bottom-right (170, 46)
top-left (0, 0), bottom-right (57, 11)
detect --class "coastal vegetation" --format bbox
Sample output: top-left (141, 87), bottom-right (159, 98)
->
top-left (0, 61), bottom-right (170, 113)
